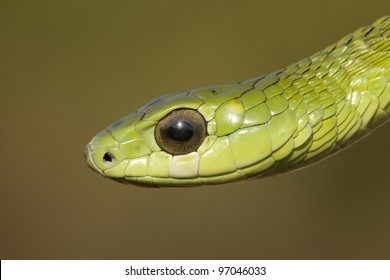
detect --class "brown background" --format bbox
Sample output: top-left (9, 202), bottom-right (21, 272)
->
top-left (1, 0), bottom-right (389, 259)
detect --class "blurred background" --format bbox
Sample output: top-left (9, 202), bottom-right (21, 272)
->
top-left (0, 0), bottom-right (389, 259)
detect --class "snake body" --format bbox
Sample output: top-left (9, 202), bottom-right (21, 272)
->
top-left (85, 16), bottom-right (390, 187)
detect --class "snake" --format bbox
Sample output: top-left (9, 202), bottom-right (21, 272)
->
top-left (84, 16), bottom-right (390, 187)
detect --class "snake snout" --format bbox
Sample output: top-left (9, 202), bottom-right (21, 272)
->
top-left (84, 129), bottom-right (128, 179)
top-left (84, 144), bottom-right (103, 175)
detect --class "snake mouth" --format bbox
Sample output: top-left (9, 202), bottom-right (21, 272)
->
top-left (84, 144), bottom-right (104, 175)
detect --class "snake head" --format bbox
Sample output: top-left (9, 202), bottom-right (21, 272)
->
top-left (85, 79), bottom-right (301, 187)
top-left (84, 92), bottom-right (221, 186)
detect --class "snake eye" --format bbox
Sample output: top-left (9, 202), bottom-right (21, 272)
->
top-left (155, 109), bottom-right (207, 155)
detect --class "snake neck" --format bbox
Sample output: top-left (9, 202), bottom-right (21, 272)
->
top-left (260, 16), bottom-right (390, 176)
top-left (323, 16), bottom-right (390, 129)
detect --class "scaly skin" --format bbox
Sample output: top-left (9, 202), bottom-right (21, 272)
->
top-left (85, 16), bottom-right (390, 187)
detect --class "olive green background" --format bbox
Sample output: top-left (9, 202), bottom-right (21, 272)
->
top-left (1, 0), bottom-right (389, 259)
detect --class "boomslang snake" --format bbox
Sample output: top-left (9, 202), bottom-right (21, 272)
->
top-left (85, 16), bottom-right (389, 187)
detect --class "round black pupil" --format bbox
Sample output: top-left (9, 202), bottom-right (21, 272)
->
top-left (167, 120), bottom-right (193, 142)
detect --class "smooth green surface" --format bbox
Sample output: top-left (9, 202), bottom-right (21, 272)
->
top-left (86, 16), bottom-right (389, 186)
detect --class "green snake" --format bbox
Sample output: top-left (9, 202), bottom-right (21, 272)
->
top-left (85, 16), bottom-right (390, 187)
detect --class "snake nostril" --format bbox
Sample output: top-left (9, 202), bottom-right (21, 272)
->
top-left (103, 152), bottom-right (116, 165)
